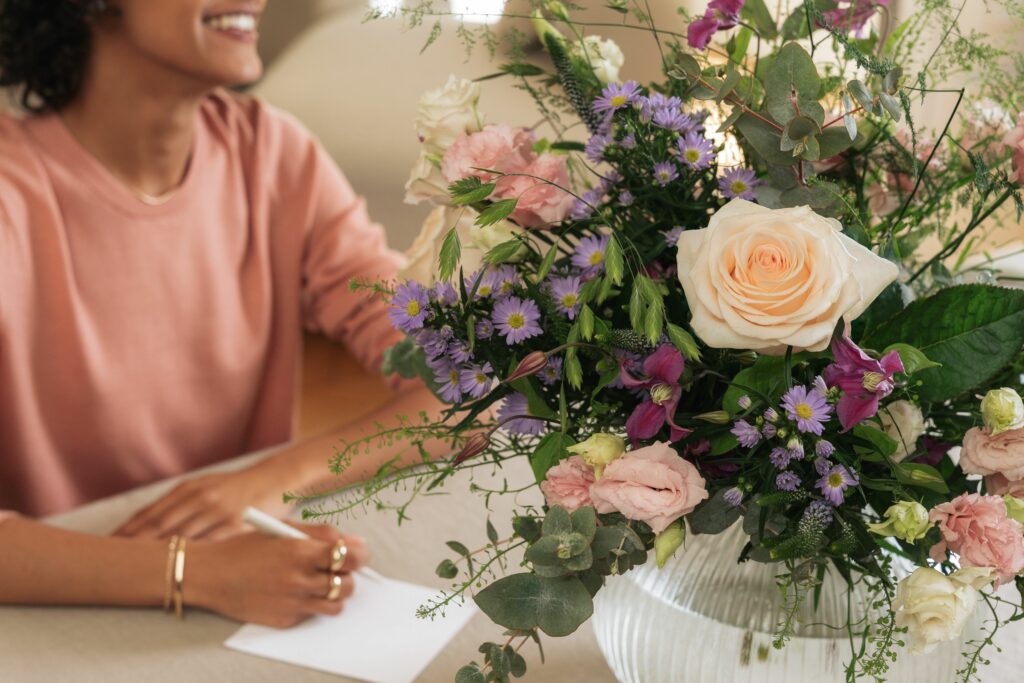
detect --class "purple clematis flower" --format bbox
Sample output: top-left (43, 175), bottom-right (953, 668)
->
top-left (687, 10), bottom-right (720, 49)
top-left (619, 344), bottom-right (693, 446)
top-left (824, 336), bottom-right (904, 431)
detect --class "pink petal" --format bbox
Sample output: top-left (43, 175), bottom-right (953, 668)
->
top-left (626, 400), bottom-right (666, 445)
top-left (643, 345), bottom-right (684, 384)
top-left (837, 394), bottom-right (880, 432)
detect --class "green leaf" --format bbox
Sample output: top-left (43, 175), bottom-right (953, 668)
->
top-left (863, 285), bottom-right (1024, 402)
top-left (500, 62), bottom-right (546, 77)
top-left (571, 506), bottom-right (598, 540)
top-left (740, 0), bottom-right (778, 39)
top-left (852, 424), bottom-right (897, 459)
top-left (666, 322), bottom-right (702, 362)
top-left (847, 79), bottom-right (874, 112)
top-left (564, 349), bottom-right (583, 389)
top-left (723, 355), bottom-right (787, 414)
top-left (550, 140), bottom-right (586, 152)
top-left (764, 42), bottom-right (823, 126)
top-left (450, 177), bottom-right (497, 205)
top-left (643, 302), bottom-right (663, 345)
top-left (878, 92), bottom-right (901, 121)
top-left (894, 462), bottom-right (949, 494)
top-left (476, 199), bottom-right (518, 227)
top-left (687, 489), bottom-right (743, 534)
top-left (484, 238), bottom-right (526, 264)
top-left (735, 113), bottom-right (793, 166)
top-left (881, 343), bottom-right (941, 375)
top-left (447, 540), bottom-right (471, 557)
top-left (455, 664), bottom-right (486, 683)
top-left (718, 106), bottom-right (743, 133)
top-left (730, 27), bottom-right (753, 64)
top-left (537, 241), bottom-right (559, 281)
top-left (436, 558), bottom-right (459, 579)
top-left (508, 376), bottom-right (559, 420)
top-left (530, 433), bottom-right (575, 483)
top-left (438, 228), bottom-right (461, 282)
top-left (709, 431), bottom-right (739, 456)
top-left (817, 126), bottom-right (857, 159)
top-left (473, 573), bottom-right (594, 637)
top-left (605, 234), bottom-right (624, 285)
top-left (579, 305), bottom-right (595, 341)
top-left (486, 519), bottom-right (499, 545)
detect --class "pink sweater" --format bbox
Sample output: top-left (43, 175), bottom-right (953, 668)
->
top-left (0, 91), bottom-right (405, 517)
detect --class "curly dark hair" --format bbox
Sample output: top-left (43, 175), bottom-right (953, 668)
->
top-left (0, 0), bottom-right (95, 112)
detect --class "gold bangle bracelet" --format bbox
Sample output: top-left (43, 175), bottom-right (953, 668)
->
top-left (173, 537), bottom-right (188, 620)
top-left (163, 535), bottom-right (180, 613)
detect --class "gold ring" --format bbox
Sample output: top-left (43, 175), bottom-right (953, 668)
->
top-left (326, 573), bottom-right (344, 601)
top-left (329, 539), bottom-right (348, 573)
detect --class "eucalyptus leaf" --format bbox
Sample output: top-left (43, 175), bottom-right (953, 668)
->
top-left (878, 92), bottom-right (901, 121)
top-left (473, 574), bottom-right (594, 637)
top-left (764, 43), bottom-right (823, 126)
top-left (688, 490), bottom-right (743, 534)
top-left (736, 113), bottom-right (793, 166)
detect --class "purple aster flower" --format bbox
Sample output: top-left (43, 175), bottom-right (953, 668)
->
top-left (492, 296), bottom-right (543, 345)
top-left (417, 328), bottom-right (448, 359)
top-left (620, 344), bottom-right (692, 446)
top-left (769, 447), bottom-right (792, 469)
top-left (782, 385), bottom-right (832, 435)
top-left (465, 269), bottom-right (495, 299)
top-left (816, 465), bottom-right (857, 506)
top-left (815, 439), bottom-right (835, 458)
top-left (388, 281), bottom-right (430, 333)
top-left (763, 407), bottom-right (779, 423)
top-left (539, 356), bottom-right (563, 386)
top-left (824, 336), bottom-right (904, 432)
top-left (723, 487), bottom-right (744, 506)
top-left (663, 226), bottom-right (684, 247)
top-left (475, 318), bottom-right (494, 340)
top-left (653, 161), bottom-right (680, 186)
top-left (571, 234), bottom-right (609, 274)
top-left (486, 265), bottom-right (520, 297)
top-left (776, 472), bottom-right (802, 492)
top-left (653, 108), bottom-right (695, 133)
top-left (677, 132), bottom-right (715, 170)
top-left (433, 362), bottom-right (463, 404)
top-left (430, 281), bottom-right (459, 306)
top-left (718, 167), bottom-right (760, 200)
top-left (814, 457), bottom-right (834, 476)
top-left (731, 419), bottom-right (761, 448)
top-left (447, 340), bottom-right (473, 364)
top-left (585, 133), bottom-right (612, 163)
top-left (619, 132), bottom-right (637, 149)
top-left (497, 392), bottom-right (547, 436)
top-left (593, 80), bottom-right (642, 114)
top-left (571, 186), bottom-right (606, 220)
top-left (761, 422), bottom-right (777, 438)
top-left (618, 190), bottom-right (635, 206)
top-left (787, 437), bottom-right (806, 460)
top-left (549, 275), bottom-right (582, 319)
top-left (458, 362), bottom-right (494, 399)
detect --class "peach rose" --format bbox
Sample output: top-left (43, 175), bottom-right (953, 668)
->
top-left (961, 426), bottom-right (1024, 481)
top-left (493, 153), bottom-right (574, 228)
top-left (540, 456), bottom-right (596, 512)
top-left (985, 472), bottom-right (1024, 497)
top-left (929, 493), bottom-right (1024, 586)
top-left (676, 199), bottom-right (899, 353)
top-left (589, 441), bottom-right (708, 534)
top-left (441, 123), bottom-right (534, 185)
top-left (1003, 112), bottom-right (1024, 185)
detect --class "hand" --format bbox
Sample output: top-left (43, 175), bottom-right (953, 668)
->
top-left (113, 458), bottom-right (299, 541)
top-left (188, 523), bottom-right (369, 628)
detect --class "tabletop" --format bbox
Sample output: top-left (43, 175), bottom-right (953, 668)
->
top-left (1, 447), bottom-right (1021, 682)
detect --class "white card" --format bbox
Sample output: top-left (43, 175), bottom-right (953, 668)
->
top-left (224, 570), bottom-right (477, 683)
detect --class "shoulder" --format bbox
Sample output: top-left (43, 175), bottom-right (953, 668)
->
top-left (0, 113), bottom-right (53, 227)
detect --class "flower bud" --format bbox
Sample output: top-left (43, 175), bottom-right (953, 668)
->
top-left (531, 9), bottom-right (564, 45)
top-left (654, 520), bottom-right (685, 569)
top-left (1004, 496), bottom-right (1024, 524)
top-left (737, 395), bottom-right (752, 410)
top-left (981, 387), bottom-right (1024, 436)
top-left (763, 407), bottom-right (779, 423)
top-left (867, 501), bottom-right (931, 543)
top-left (695, 410), bottom-right (731, 424)
top-left (453, 432), bottom-right (491, 466)
top-left (544, 0), bottom-right (571, 21)
top-left (723, 487), bottom-right (744, 507)
top-left (567, 433), bottom-right (625, 478)
top-left (504, 350), bottom-right (549, 383)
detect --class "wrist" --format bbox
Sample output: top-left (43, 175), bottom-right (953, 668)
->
top-left (182, 540), bottom-right (218, 612)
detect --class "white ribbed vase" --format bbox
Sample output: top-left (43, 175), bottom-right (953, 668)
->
top-left (592, 522), bottom-right (977, 683)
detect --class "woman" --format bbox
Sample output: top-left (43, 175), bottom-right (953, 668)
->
top-left (0, 0), bottom-right (441, 626)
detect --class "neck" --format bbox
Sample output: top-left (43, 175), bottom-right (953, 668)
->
top-left (60, 36), bottom-right (210, 198)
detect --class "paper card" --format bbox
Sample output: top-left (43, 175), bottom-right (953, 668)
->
top-left (224, 570), bottom-right (476, 683)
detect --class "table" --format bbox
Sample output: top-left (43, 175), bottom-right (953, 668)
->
top-left (0, 448), bottom-right (615, 683)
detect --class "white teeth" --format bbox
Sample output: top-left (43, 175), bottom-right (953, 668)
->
top-left (204, 13), bottom-right (256, 32)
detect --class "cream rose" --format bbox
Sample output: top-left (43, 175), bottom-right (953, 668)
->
top-left (676, 199), bottom-right (898, 353)
top-left (894, 566), bottom-right (990, 655)
top-left (879, 400), bottom-right (926, 463)
top-left (415, 75), bottom-right (483, 157)
top-left (572, 36), bottom-right (625, 84)
top-left (399, 206), bottom-right (523, 285)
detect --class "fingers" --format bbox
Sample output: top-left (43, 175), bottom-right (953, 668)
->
top-left (308, 535), bottom-right (369, 573)
top-left (113, 483), bottom-right (203, 537)
top-left (174, 512), bottom-right (233, 541)
top-left (304, 574), bottom-right (356, 615)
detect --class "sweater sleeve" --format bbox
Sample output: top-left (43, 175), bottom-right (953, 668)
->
top-left (299, 137), bottom-right (407, 375)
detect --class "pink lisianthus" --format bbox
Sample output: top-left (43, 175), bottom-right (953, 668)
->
top-left (493, 153), bottom-right (574, 228)
top-left (441, 123), bottom-right (535, 185)
top-left (960, 426), bottom-right (1024, 481)
top-left (539, 456), bottom-right (596, 512)
top-left (1003, 112), bottom-right (1024, 185)
top-left (929, 493), bottom-right (1024, 586)
top-left (589, 441), bottom-right (708, 534)
top-left (985, 472), bottom-right (1024, 497)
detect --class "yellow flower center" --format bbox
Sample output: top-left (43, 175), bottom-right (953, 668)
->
top-left (650, 383), bottom-right (673, 405)
top-left (478, 284), bottom-right (493, 296)
top-left (561, 293), bottom-right (578, 309)
top-left (684, 149), bottom-right (700, 163)
top-left (507, 313), bottom-right (525, 330)
top-left (730, 180), bottom-right (748, 194)
top-left (448, 370), bottom-right (459, 384)
top-left (475, 372), bottom-right (486, 384)
top-left (610, 94), bottom-right (628, 108)
top-left (827, 472), bottom-right (844, 488)
top-left (795, 403), bottom-right (814, 420)
top-left (862, 371), bottom-right (884, 392)
top-left (405, 300), bottom-right (421, 316)
top-left (588, 251), bottom-right (604, 266)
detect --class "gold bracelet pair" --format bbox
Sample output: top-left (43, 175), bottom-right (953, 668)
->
top-left (162, 535), bottom-right (188, 619)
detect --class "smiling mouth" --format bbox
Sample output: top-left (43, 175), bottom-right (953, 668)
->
top-left (203, 12), bottom-right (259, 38)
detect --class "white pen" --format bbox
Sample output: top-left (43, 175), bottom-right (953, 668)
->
top-left (242, 506), bottom-right (383, 581)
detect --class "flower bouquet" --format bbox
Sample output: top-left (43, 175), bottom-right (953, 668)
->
top-left (300, 0), bottom-right (1024, 680)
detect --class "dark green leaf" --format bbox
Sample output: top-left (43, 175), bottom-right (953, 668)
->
top-left (456, 664), bottom-right (486, 683)
top-left (852, 424), bottom-right (897, 459)
top-left (473, 573), bottom-right (594, 637)
top-left (447, 540), bottom-right (471, 557)
top-left (438, 228), bottom-right (461, 282)
top-left (723, 354), bottom-right (788, 413)
top-left (817, 126), bottom-right (856, 159)
top-left (881, 343), bottom-right (941, 374)
top-left (508, 376), bottom-right (559, 420)
top-left (537, 241), bottom-right (559, 281)
top-left (500, 62), bottom-right (546, 77)
top-left (764, 43), bottom-right (823, 126)
top-left (741, 0), bottom-right (778, 39)
top-left (710, 431), bottom-right (739, 456)
top-left (436, 558), bottom-right (459, 579)
top-left (735, 113), bottom-right (793, 166)
top-left (894, 462), bottom-right (949, 494)
top-left (450, 177), bottom-right (497, 205)
top-left (513, 515), bottom-right (542, 542)
top-left (530, 433), bottom-right (576, 483)
top-left (687, 489), bottom-right (743, 534)
top-left (549, 140), bottom-right (586, 152)
top-left (476, 199), bottom-right (518, 227)
top-left (485, 239), bottom-right (526, 264)
top-left (486, 519), bottom-right (499, 545)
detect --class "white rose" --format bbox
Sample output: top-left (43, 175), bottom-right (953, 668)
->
top-left (879, 400), bottom-right (926, 462)
top-left (676, 199), bottom-right (898, 354)
top-left (404, 151), bottom-right (450, 205)
top-left (399, 206), bottom-right (523, 285)
top-left (572, 36), bottom-right (625, 84)
top-left (415, 75), bottom-right (483, 157)
top-left (894, 567), bottom-right (990, 655)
